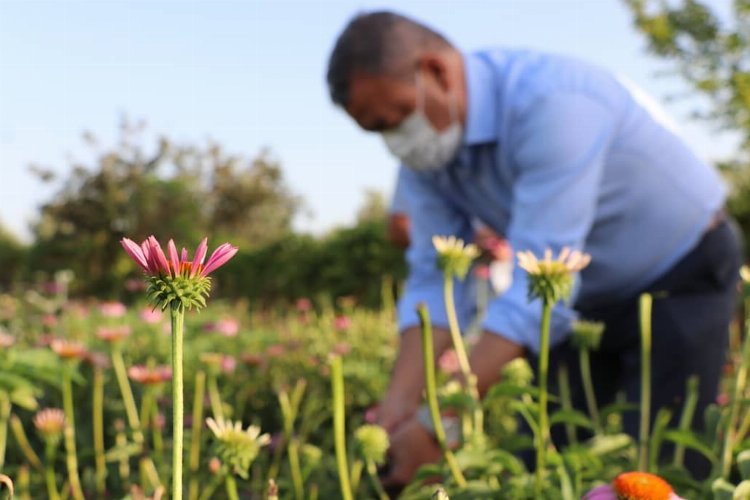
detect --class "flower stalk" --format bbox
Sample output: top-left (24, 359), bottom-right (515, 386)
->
top-left (171, 303), bottom-right (186, 500)
top-left (673, 375), bottom-right (699, 467)
top-left (330, 355), bottom-right (354, 500)
top-left (93, 364), bottom-right (106, 497)
top-left (535, 296), bottom-right (553, 496)
top-left (0, 391), bottom-right (9, 471)
top-left (61, 361), bottom-right (85, 500)
top-left (188, 370), bottom-right (206, 500)
top-left (417, 304), bottom-right (467, 488)
top-left (638, 293), bottom-right (653, 473)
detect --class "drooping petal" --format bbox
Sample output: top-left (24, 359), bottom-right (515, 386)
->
top-left (181, 247), bottom-right (189, 262)
top-left (200, 243), bottom-right (239, 277)
top-left (121, 238), bottom-right (150, 272)
top-left (168, 239), bottom-right (180, 277)
top-left (147, 236), bottom-right (171, 276)
top-left (191, 238), bottom-right (209, 278)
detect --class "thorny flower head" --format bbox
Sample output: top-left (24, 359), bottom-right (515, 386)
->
top-left (120, 236), bottom-right (238, 312)
top-left (516, 247), bottom-right (591, 303)
top-left (433, 235), bottom-right (480, 280)
top-left (354, 424), bottom-right (390, 465)
top-left (571, 319), bottom-right (605, 351)
top-left (206, 417), bottom-right (270, 479)
top-left (33, 408), bottom-right (65, 445)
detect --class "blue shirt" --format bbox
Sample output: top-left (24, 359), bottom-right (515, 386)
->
top-left (396, 49), bottom-right (726, 353)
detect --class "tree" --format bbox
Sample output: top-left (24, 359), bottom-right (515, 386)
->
top-left (624, 0), bottom-right (750, 252)
top-left (28, 118), bottom-right (300, 295)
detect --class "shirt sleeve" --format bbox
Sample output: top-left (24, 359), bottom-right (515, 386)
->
top-left (396, 166), bottom-right (475, 334)
top-left (483, 92), bottom-right (617, 352)
top-left (389, 167), bottom-right (411, 215)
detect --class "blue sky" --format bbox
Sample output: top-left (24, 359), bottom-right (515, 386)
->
top-left (0, 0), bottom-right (736, 242)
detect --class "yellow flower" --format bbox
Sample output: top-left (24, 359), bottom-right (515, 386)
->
top-left (516, 247), bottom-right (591, 303)
top-left (432, 235), bottom-right (480, 280)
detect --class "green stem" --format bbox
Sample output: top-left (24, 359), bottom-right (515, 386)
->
top-left (45, 440), bottom-right (61, 500)
top-left (197, 472), bottom-right (223, 500)
top-left (116, 424), bottom-right (130, 482)
top-left (579, 348), bottom-right (602, 435)
top-left (207, 373), bottom-right (224, 420)
top-left (140, 387), bottom-right (154, 442)
top-left (365, 460), bottom-right (389, 500)
top-left (673, 375), bottom-right (699, 467)
top-left (225, 475), bottom-right (239, 500)
top-left (288, 438), bottom-right (304, 500)
top-left (10, 415), bottom-right (43, 472)
top-left (152, 394), bottom-right (164, 471)
top-left (722, 299), bottom-right (750, 479)
top-left (417, 304), bottom-right (467, 488)
top-left (350, 458), bottom-right (363, 494)
top-left (61, 362), bottom-right (85, 500)
top-left (111, 346), bottom-right (144, 440)
top-left (443, 275), bottom-right (483, 436)
top-left (330, 355), bottom-right (354, 500)
top-left (638, 293), bottom-right (653, 472)
top-left (535, 298), bottom-right (553, 497)
top-left (171, 305), bottom-right (185, 500)
top-left (0, 392), bottom-right (9, 470)
top-left (557, 364), bottom-right (578, 446)
top-left (93, 366), bottom-right (106, 498)
top-left (188, 370), bottom-right (206, 500)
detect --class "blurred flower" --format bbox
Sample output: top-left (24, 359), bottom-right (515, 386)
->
top-left (33, 408), bottom-right (65, 444)
top-left (128, 365), bottom-right (172, 385)
top-left (42, 314), bottom-right (58, 328)
top-left (473, 264), bottom-right (491, 280)
top-left (204, 318), bottom-right (240, 337)
top-left (50, 339), bottom-right (87, 360)
top-left (334, 315), bottom-right (352, 331)
top-left (206, 417), bottom-right (270, 479)
top-left (240, 353), bottom-right (265, 367)
top-left (571, 320), bottom-right (606, 351)
top-left (96, 325), bottom-right (132, 343)
top-left (583, 472), bottom-right (681, 500)
top-left (85, 351), bottom-right (111, 369)
top-left (301, 444), bottom-right (322, 469)
top-left (337, 295), bottom-right (357, 310)
top-left (100, 301), bottom-right (127, 318)
top-left (517, 247), bottom-right (591, 303)
top-left (438, 349), bottom-right (460, 375)
top-left (501, 357), bottom-right (534, 387)
top-left (125, 278), bottom-right (146, 292)
top-left (716, 393), bottom-right (731, 406)
top-left (0, 332), bottom-right (15, 348)
top-left (332, 341), bottom-right (351, 355)
top-left (266, 344), bottom-right (285, 358)
top-left (208, 457), bottom-right (222, 475)
top-left (364, 405), bottom-right (379, 424)
top-left (295, 298), bottom-right (312, 312)
top-left (140, 308), bottom-right (163, 324)
top-left (42, 281), bottom-right (64, 295)
top-left (200, 353), bottom-right (236, 374)
top-left (433, 235), bottom-right (480, 280)
top-left (354, 424), bottom-right (390, 465)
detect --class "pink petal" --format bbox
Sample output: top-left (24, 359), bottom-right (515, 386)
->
top-left (181, 247), bottom-right (188, 262)
top-left (200, 243), bottom-right (238, 277)
top-left (120, 238), bottom-right (150, 272)
top-left (147, 236), bottom-right (171, 276)
top-left (191, 238), bottom-right (208, 277)
top-left (140, 240), bottom-right (155, 273)
top-left (168, 239), bottom-right (180, 277)
top-left (582, 484), bottom-right (616, 500)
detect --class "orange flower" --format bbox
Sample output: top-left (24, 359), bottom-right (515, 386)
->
top-left (613, 472), bottom-right (674, 500)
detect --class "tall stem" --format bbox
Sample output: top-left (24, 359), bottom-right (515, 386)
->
top-left (417, 304), bottom-right (467, 487)
top-left (171, 305), bottom-right (185, 500)
top-left (535, 298), bottom-right (553, 497)
top-left (330, 355), bottom-right (353, 500)
top-left (722, 297), bottom-right (750, 478)
top-left (638, 293), bottom-right (653, 472)
top-left (0, 391), bottom-right (9, 470)
top-left (673, 375), bottom-right (699, 467)
top-left (45, 441), bottom-right (61, 500)
top-left (365, 460), bottom-right (389, 500)
top-left (93, 366), bottom-right (106, 497)
top-left (443, 275), bottom-right (483, 436)
top-left (579, 348), bottom-right (602, 434)
top-left (557, 365), bottom-right (577, 445)
top-left (111, 345), bottom-right (143, 440)
top-left (224, 475), bottom-right (239, 500)
top-left (288, 438), bottom-right (304, 500)
top-left (207, 373), bottom-right (224, 420)
top-left (61, 362), bottom-right (85, 500)
top-left (188, 370), bottom-right (206, 500)
top-left (9, 415), bottom-right (43, 472)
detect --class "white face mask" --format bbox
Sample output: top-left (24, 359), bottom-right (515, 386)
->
top-left (381, 72), bottom-right (464, 172)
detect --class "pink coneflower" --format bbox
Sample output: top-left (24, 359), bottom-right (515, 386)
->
top-left (473, 264), bottom-right (491, 280)
top-left (0, 332), bottom-right (15, 348)
top-left (121, 236), bottom-right (238, 280)
top-left (438, 349), bottom-right (461, 375)
top-left (332, 342), bottom-right (351, 356)
top-left (96, 325), bottom-right (132, 343)
top-left (364, 405), bottom-right (379, 424)
top-left (42, 314), bottom-right (58, 328)
top-left (208, 457), bottom-right (222, 475)
top-left (50, 339), bottom-right (88, 360)
top-left (125, 278), bottom-right (146, 292)
top-left (128, 365), bottom-right (172, 385)
top-left (334, 315), bottom-right (352, 331)
top-left (199, 353), bottom-right (237, 374)
top-left (140, 308), bottom-right (163, 324)
top-left (204, 318), bottom-right (240, 337)
top-left (295, 298), bottom-right (312, 312)
top-left (100, 301), bottom-right (127, 318)
top-left (33, 408), bottom-right (65, 440)
top-left (266, 344), bottom-right (285, 358)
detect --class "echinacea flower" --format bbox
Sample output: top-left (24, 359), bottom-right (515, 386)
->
top-left (432, 235), bottom-right (480, 280)
top-left (516, 247), bottom-right (591, 303)
top-left (100, 301), bottom-right (127, 318)
top-left (333, 315), bottom-right (352, 331)
top-left (0, 332), bottom-right (15, 348)
top-left (139, 307), bottom-right (163, 324)
top-left (120, 236), bottom-right (238, 312)
top-left (205, 417), bottom-right (270, 479)
top-left (50, 339), bottom-right (88, 360)
top-left (584, 472), bottom-right (684, 500)
top-left (96, 325), bottom-right (132, 343)
top-left (128, 365), bottom-right (172, 385)
top-left (571, 319), bottom-right (606, 351)
top-left (33, 408), bottom-right (65, 444)
top-left (199, 353), bottom-right (237, 374)
top-left (354, 425), bottom-right (390, 465)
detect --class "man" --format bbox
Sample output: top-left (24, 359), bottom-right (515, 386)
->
top-left (326, 11), bottom-right (742, 485)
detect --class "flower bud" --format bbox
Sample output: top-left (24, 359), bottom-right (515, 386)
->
top-left (354, 424), bottom-right (390, 465)
top-left (571, 320), bottom-right (605, 351)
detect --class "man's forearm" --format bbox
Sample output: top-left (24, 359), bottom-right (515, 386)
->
top-left (469, 331), bottom-right (525, 396)
top-left (387, 325), bottom-right (453, 402)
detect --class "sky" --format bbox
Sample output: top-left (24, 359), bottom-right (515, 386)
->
top-left (0, 0), bottom-right (736, 242)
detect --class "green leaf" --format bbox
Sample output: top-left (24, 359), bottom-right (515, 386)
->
top-left (662, 429), bottom-right (718, 464)
top-left (599, 401), bottom-right (640, 419)
top-left (549, 409), bottom-right (593, 430)
top-left (586, 433), bottom-right (634, 456)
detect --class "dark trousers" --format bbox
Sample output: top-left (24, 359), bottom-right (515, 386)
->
top-left (534, 218), bottom-right (742, 476)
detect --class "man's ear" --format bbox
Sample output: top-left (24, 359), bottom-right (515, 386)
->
top-left (417, 52), bottom-right (451, 92)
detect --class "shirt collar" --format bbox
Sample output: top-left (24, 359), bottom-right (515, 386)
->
top-left (463, 52), bottom-right (498, 145)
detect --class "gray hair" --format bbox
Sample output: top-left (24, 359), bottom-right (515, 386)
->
top-left (326, 11), bottom-right (453, 107)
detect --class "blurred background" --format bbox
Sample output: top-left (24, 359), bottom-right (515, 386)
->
top-left (0, 0), bottom-right (746, 305)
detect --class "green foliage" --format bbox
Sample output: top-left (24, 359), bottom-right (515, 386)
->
top-left (0, 222), bottom-right (25, 291)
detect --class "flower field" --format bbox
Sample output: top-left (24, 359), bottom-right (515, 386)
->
top-left (0, 238), bottom-right (748, 499)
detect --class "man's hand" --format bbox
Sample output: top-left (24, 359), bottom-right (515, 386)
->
top-left (381, 416), bottom-right (442, 488)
